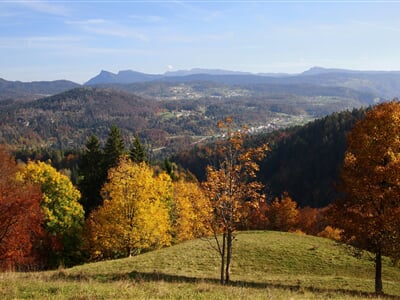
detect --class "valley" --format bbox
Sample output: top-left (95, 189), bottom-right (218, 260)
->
top-left (0, 67), bottom-right (384, 155)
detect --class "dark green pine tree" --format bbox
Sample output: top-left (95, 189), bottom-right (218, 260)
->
top-left (103, 125), bottom-right (126, 173)
top-left (129, 134), bottom-right (148, 163)
top-left (163, 157), bottom-right (178, 181)
top-left (78, 134), bottom-right (104, 217)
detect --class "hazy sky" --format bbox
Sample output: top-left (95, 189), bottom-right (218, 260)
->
top-left (1, 1), bottom-right (400, 83)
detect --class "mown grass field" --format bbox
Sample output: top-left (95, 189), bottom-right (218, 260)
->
top-left (1, 231), bottom-right (399, 299)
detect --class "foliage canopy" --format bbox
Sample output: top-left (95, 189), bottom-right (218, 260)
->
top-left (329, 100), bottom-right (400, 295)
top-left (86, 158), bottom-right (172, 259)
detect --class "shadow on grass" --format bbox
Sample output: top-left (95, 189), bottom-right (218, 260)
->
top-left (54, 270), bottom-right (399, 299)
top-left (129, 271), bottom-right (400, 299)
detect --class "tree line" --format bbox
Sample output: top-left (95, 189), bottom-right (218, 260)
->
top-left (0, 122), bottom-right (333, 271)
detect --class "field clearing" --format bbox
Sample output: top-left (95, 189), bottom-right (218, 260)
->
top-left (1, 231), bottom-right (399, 299)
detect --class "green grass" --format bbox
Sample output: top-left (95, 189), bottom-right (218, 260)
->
top-left (1, 231), bottom-right (399, 299)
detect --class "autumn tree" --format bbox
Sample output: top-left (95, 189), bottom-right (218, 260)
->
top-left (171, 180), bottom-right (211, 242)
top-left (296, 207), bottom-right (322, 235)
top-left (247, 197), bottom-right (269, 230)
top-left (86, 158), bottom-right (171, 259)
top-left (328, 100), bottom-right (400, 295)
top-left (18, 161), bottom-right (85, 267)
top-left (0, 148), bottom-right (45, 270)
top-left (202, 118), bottom-right (268, 284)
top-left (267, 192), bottom-right (299, 232)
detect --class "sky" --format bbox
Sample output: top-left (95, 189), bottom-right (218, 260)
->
top-left (2, 1), bottom-right (400, 83)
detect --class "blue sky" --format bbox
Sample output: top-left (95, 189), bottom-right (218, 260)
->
top-left (1, 1), bottom-right (400, 83)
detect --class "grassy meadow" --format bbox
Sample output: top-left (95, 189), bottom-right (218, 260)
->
top-left (1, 231), bottom-right (400, 299)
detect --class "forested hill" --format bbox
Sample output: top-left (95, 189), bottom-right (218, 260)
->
top-left (258, 108), bottom-right (366, 208)
top-left (0, 87), bottom-right (160, 149)
top-left (172, 108), bottom-right (367, 208)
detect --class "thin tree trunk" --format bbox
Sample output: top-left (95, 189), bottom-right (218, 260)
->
top-left (225, 229), bottom-right (232, 284)
top-left (375, 250), bottom-right (383, 295)
top-left (220, 232), bottom-right (226, 285)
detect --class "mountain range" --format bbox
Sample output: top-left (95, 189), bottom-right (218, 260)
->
top-left (85, 66), bottom-right (400, 86)
top-left (2, 66), bottom-right (400, 102)
top-left (82, 67), bottom-right (400, 99)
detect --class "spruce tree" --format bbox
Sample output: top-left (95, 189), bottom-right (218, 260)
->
top-left (129, 134), bottom-right (147, 163)
top-left (78, 134), bottom-right (104, 216)
top-left (79, 126), bottom-right (126, 217)
top-left (103, 125), bottom-right (126, 172)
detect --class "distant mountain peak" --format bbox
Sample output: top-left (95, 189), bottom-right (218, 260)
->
top-left (85, 69), bottom-right (162, 85)
top-left (300, 67), bottom-right (347, 76)
top-left (85, 70), bottom-right (117, 85)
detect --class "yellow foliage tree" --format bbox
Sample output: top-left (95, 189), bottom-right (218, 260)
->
top-left (171, 180), bottom-right (212, 242)
top-left (328, 100), bottom-right (400, 295)
top-left (17, 160), bottom-right (84, 266)
top-left (86, 158), bottom-right (172, 259)
top-left (18, 161), bottom-right (83, 236)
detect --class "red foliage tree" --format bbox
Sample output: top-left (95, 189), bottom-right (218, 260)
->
top-left (296, 207), bottom-right (319, 235)
top-left (0, 147), bottom-right (45, 270)
top-left (247, 198), bottom-right (269, 230)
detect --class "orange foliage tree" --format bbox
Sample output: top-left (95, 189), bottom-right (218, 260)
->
top-left (296, 206), bottom-right (328, 236)
top-left (267, 192), bottom-right (299, 232)
top-left (0, 148), bottom-right (44, 270)
top-left (328, 100), bottom-right (400, 295)
top-left (247, 197), bottom-right (269, 230)
top-left (202, 117), bottom-right (268, 284)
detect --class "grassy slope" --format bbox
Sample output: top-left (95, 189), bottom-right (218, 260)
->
top-left (1, 231), bottom-right (399, 299)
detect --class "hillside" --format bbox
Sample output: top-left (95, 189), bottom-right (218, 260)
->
top-left (0, 87), bottom-right (161, 149)
top-left (258, 108), bottom-right (366, 207)
top-left (0, 78), bottom-right (80, 102)
top-left (172, 108), bottom-right (366, 208)
top-left (1, 231), bottom-right (399, 299)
